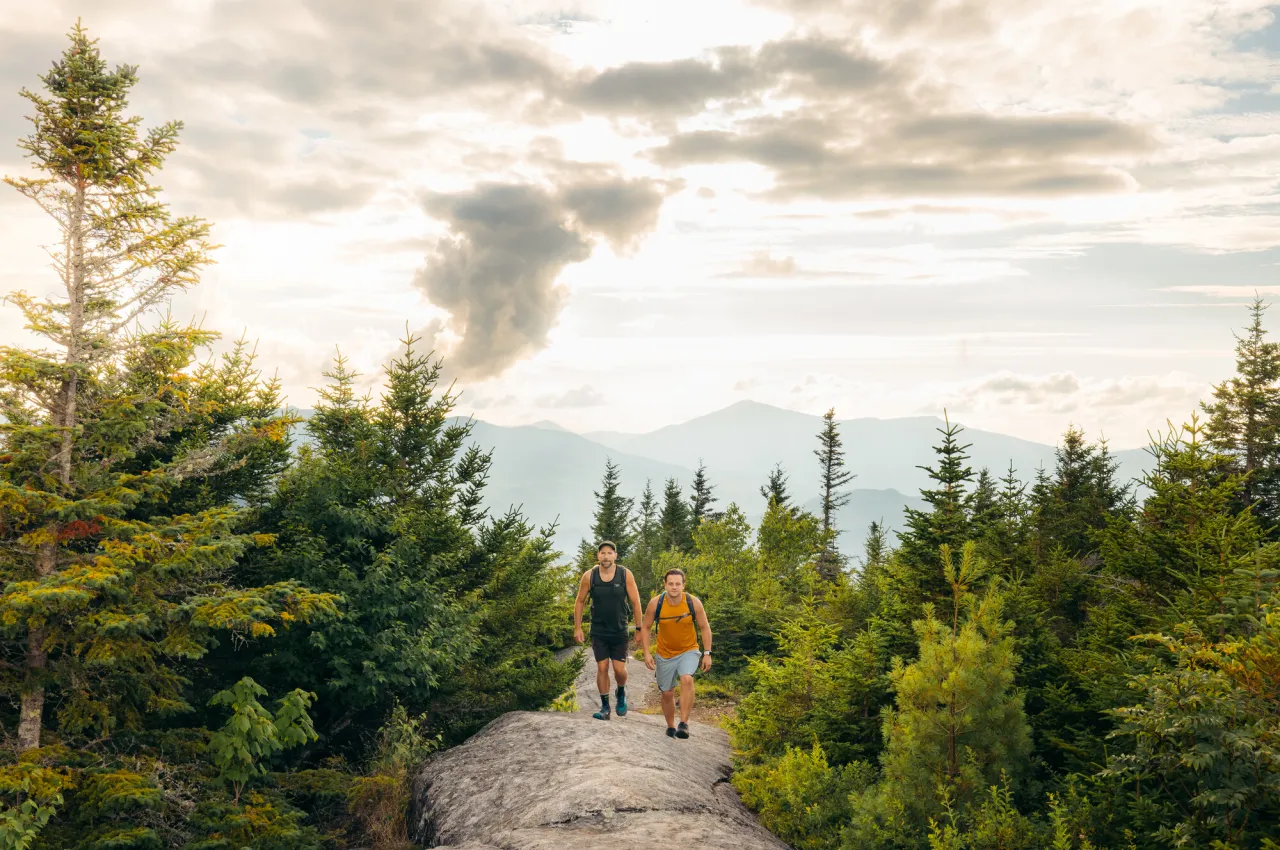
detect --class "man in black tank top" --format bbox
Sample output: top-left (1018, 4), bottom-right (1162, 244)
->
top-left (574, 541), bottom-right (646, 720)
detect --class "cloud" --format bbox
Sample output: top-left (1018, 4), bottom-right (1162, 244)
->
top-left (466, 393), bottom-right (518, 410)
top-left (653, 110), bottom-right (1153, 201)
top-left (170, 0), bottom-right (564, 107)
top-left (737, 252), bottom-right (798, 277)
top-left (560, 176), bottom-right (666, 253)
top-left (937, 370), bottom-right (1205, 416)
top-left (565, 52), bottom-right (760, 118)
top-left (412, 169), bottom-right (671, 380)
top-left (536, 384), bottom-right (606, 408)
top-left (1163, 285), bottom-right (1280, 298)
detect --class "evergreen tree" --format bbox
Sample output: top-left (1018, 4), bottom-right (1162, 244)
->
top-left (862, 521), bottom-right (889, 571)
top-left (658, 477), bottom-right (692, 552)
top-left (895, 413), bottom-right (976, 603)
top-left (246, 342), bottom-right (576, 751)
top-left (982, 463), bottom-right (1030, 569)
top-left (577, 457), bottom-right (634, 564)
top-left (1203, 297), bottom-right (1280, 529)
top-left (761, 462), bottom-right (792, 509)
top-left (0, 24), bottom-right (336, 754)
top-left (1033, 427), bottom-right (1128, 559)
top-left (689, 459), bottom-right (719, 527)
top-left (969, 467), bottom-right (999, 536)
top-left (814, 408), bottom-right (856, 538)
top-left (629, 479), bottom-right (662, 594)
top-left (854, 543), bottom-right (1032, 835)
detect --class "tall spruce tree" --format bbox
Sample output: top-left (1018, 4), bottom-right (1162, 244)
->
top-left (578, 457), bottom-right (634, 563)
top-left (1032, 427), bottom-right (1128, 559)
top-left (659, 477), bottom-right (692, 552)
top-left (815, 408), bottom-right (856, 537)
top-left (1203, 297), bottom-right (1280, 529)
top-left (895, 413), bottom-right (976, 603)
top-left (761, 462), bottom-right (792, 509)
top-left (689, 460), bottom-right (719, 527)
top-left (862, 521), bottom-right (889, 571)
top-left (0, 24), bottom-right (336, 754)
top-left (629, 479), bottom-right (662, 593)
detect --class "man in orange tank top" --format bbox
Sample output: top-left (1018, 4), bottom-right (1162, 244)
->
top-left (642, 568), bottom-right (712, 739)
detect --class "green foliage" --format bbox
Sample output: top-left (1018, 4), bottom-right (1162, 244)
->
top-left (761, 463), bottom-right (794, 512)
top-left (731, 614), bottom-right (888, 766)
top-left (577, 457), bottom-right (634, 564)
top-left (815, 408), bottom-right (856, 537)
top-left (871, 545), bottom-right (1033, 830)
top-left (690, 461), bottom-right (719, 528)
top-left (1203, 297), bottom-right (1280, 530)
top-left (1102, 593), bottom-right (1280, 849)
top-left (346, 703), bottom-right (442, 849)
top-left (896, 416), bottom-right (977, 604)
top-left (240, 339), bottom-right (576, 753)
top-left (734, 742), bottom-right (864, 850)
top-left (659, 477), bottom-right (693, 552)
top-left (0, 766), bottom-right (68, 850)
top-left (207, 678), bottom-right (317, 805)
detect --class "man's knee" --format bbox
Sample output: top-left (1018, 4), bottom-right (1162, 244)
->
top-left (680, 674), bottom-right (694, 686)
top-left (596, 659), bottom-right (610, 671)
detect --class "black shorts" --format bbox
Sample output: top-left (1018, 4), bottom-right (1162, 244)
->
top-left (591, 634), bottom-right (629, 663)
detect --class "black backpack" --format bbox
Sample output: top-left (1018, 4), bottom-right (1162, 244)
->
top-left (591, 565), bottom-right (632, 622)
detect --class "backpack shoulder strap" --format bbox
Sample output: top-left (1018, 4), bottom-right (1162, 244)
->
top-left (654, 592), bottom-right (663, 622)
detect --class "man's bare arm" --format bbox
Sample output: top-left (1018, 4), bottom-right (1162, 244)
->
top-left (693, 598), bottom-right (712, 652)
top-left (641, 597), bottom-right (658, 656)
top-left (572, 570), bottom-right (591, 641)
top-left (625, 569), bottom-right (645, 631)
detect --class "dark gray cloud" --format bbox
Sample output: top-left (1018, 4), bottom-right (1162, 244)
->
top-left (653, 108), bottom-right (1155, 200)
top-left (413, 170), bottom-right (671, 380)
top-left (565, 51), bottom-right (760, 116)
top-left (561, 177), bottom-right (665, 252)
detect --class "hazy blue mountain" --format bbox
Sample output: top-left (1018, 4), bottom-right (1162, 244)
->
top-left (584, 400), bottom-right (1153, 499)
top-left (286, 401), bottom-right (1151, 563)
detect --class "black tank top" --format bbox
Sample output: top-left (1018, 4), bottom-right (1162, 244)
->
top-left (589, 566), bottom-right (629, 638)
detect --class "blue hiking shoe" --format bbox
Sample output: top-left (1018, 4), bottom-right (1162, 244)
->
top-left (616, 687), bottom-right (628, 717)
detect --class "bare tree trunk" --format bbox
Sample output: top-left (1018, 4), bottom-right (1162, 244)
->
top-left (18, 180), bottom-right (85, 752)
top-left (17, 542), bottom-right (58, 750)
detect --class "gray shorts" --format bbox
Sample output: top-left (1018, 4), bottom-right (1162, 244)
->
top-left (655, 649), bottom-right (701, 692)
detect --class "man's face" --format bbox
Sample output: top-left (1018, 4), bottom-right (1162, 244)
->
top-left (664, 573), bottom-right (685, 595)
top-left (597, 546), bottom-right (616, 566)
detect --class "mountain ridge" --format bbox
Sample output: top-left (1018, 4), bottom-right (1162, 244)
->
top-left (292, 400), bottom-right (1154, 560)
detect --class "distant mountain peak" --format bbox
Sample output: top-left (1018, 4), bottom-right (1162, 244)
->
top-left (530, 420), bottom-right (570, 432)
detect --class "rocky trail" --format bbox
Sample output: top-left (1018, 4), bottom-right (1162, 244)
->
top-left (408, 648), bottom-right (787, 849)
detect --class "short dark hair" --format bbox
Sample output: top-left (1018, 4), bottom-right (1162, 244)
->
top-left (664, 568), bottom-right (686, 582)
top-left (597, 541), bottom-right (617, 553)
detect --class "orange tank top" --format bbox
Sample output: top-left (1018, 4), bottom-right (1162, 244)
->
top-left (655, 593), bottom-right (699, 658)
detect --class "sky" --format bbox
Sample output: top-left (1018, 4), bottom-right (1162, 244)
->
top-left (1, 0), bottom-right (1279, 449)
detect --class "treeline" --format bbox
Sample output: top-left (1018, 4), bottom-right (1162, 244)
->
top-left (576, 305), bottom-right (1280, 848)
top-left (0, 27), bottom-right (577, 848)
top-left (577, 408), bottom-right (857, 594)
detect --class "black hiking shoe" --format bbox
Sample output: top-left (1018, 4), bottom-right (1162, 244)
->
top-left (666, 726), bottom-right (677, 738)
top-left (676, 722), bottom-right (690, 739)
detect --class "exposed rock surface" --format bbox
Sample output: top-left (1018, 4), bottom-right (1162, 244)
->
top-left (409, 700), bottom-right (787, 848)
